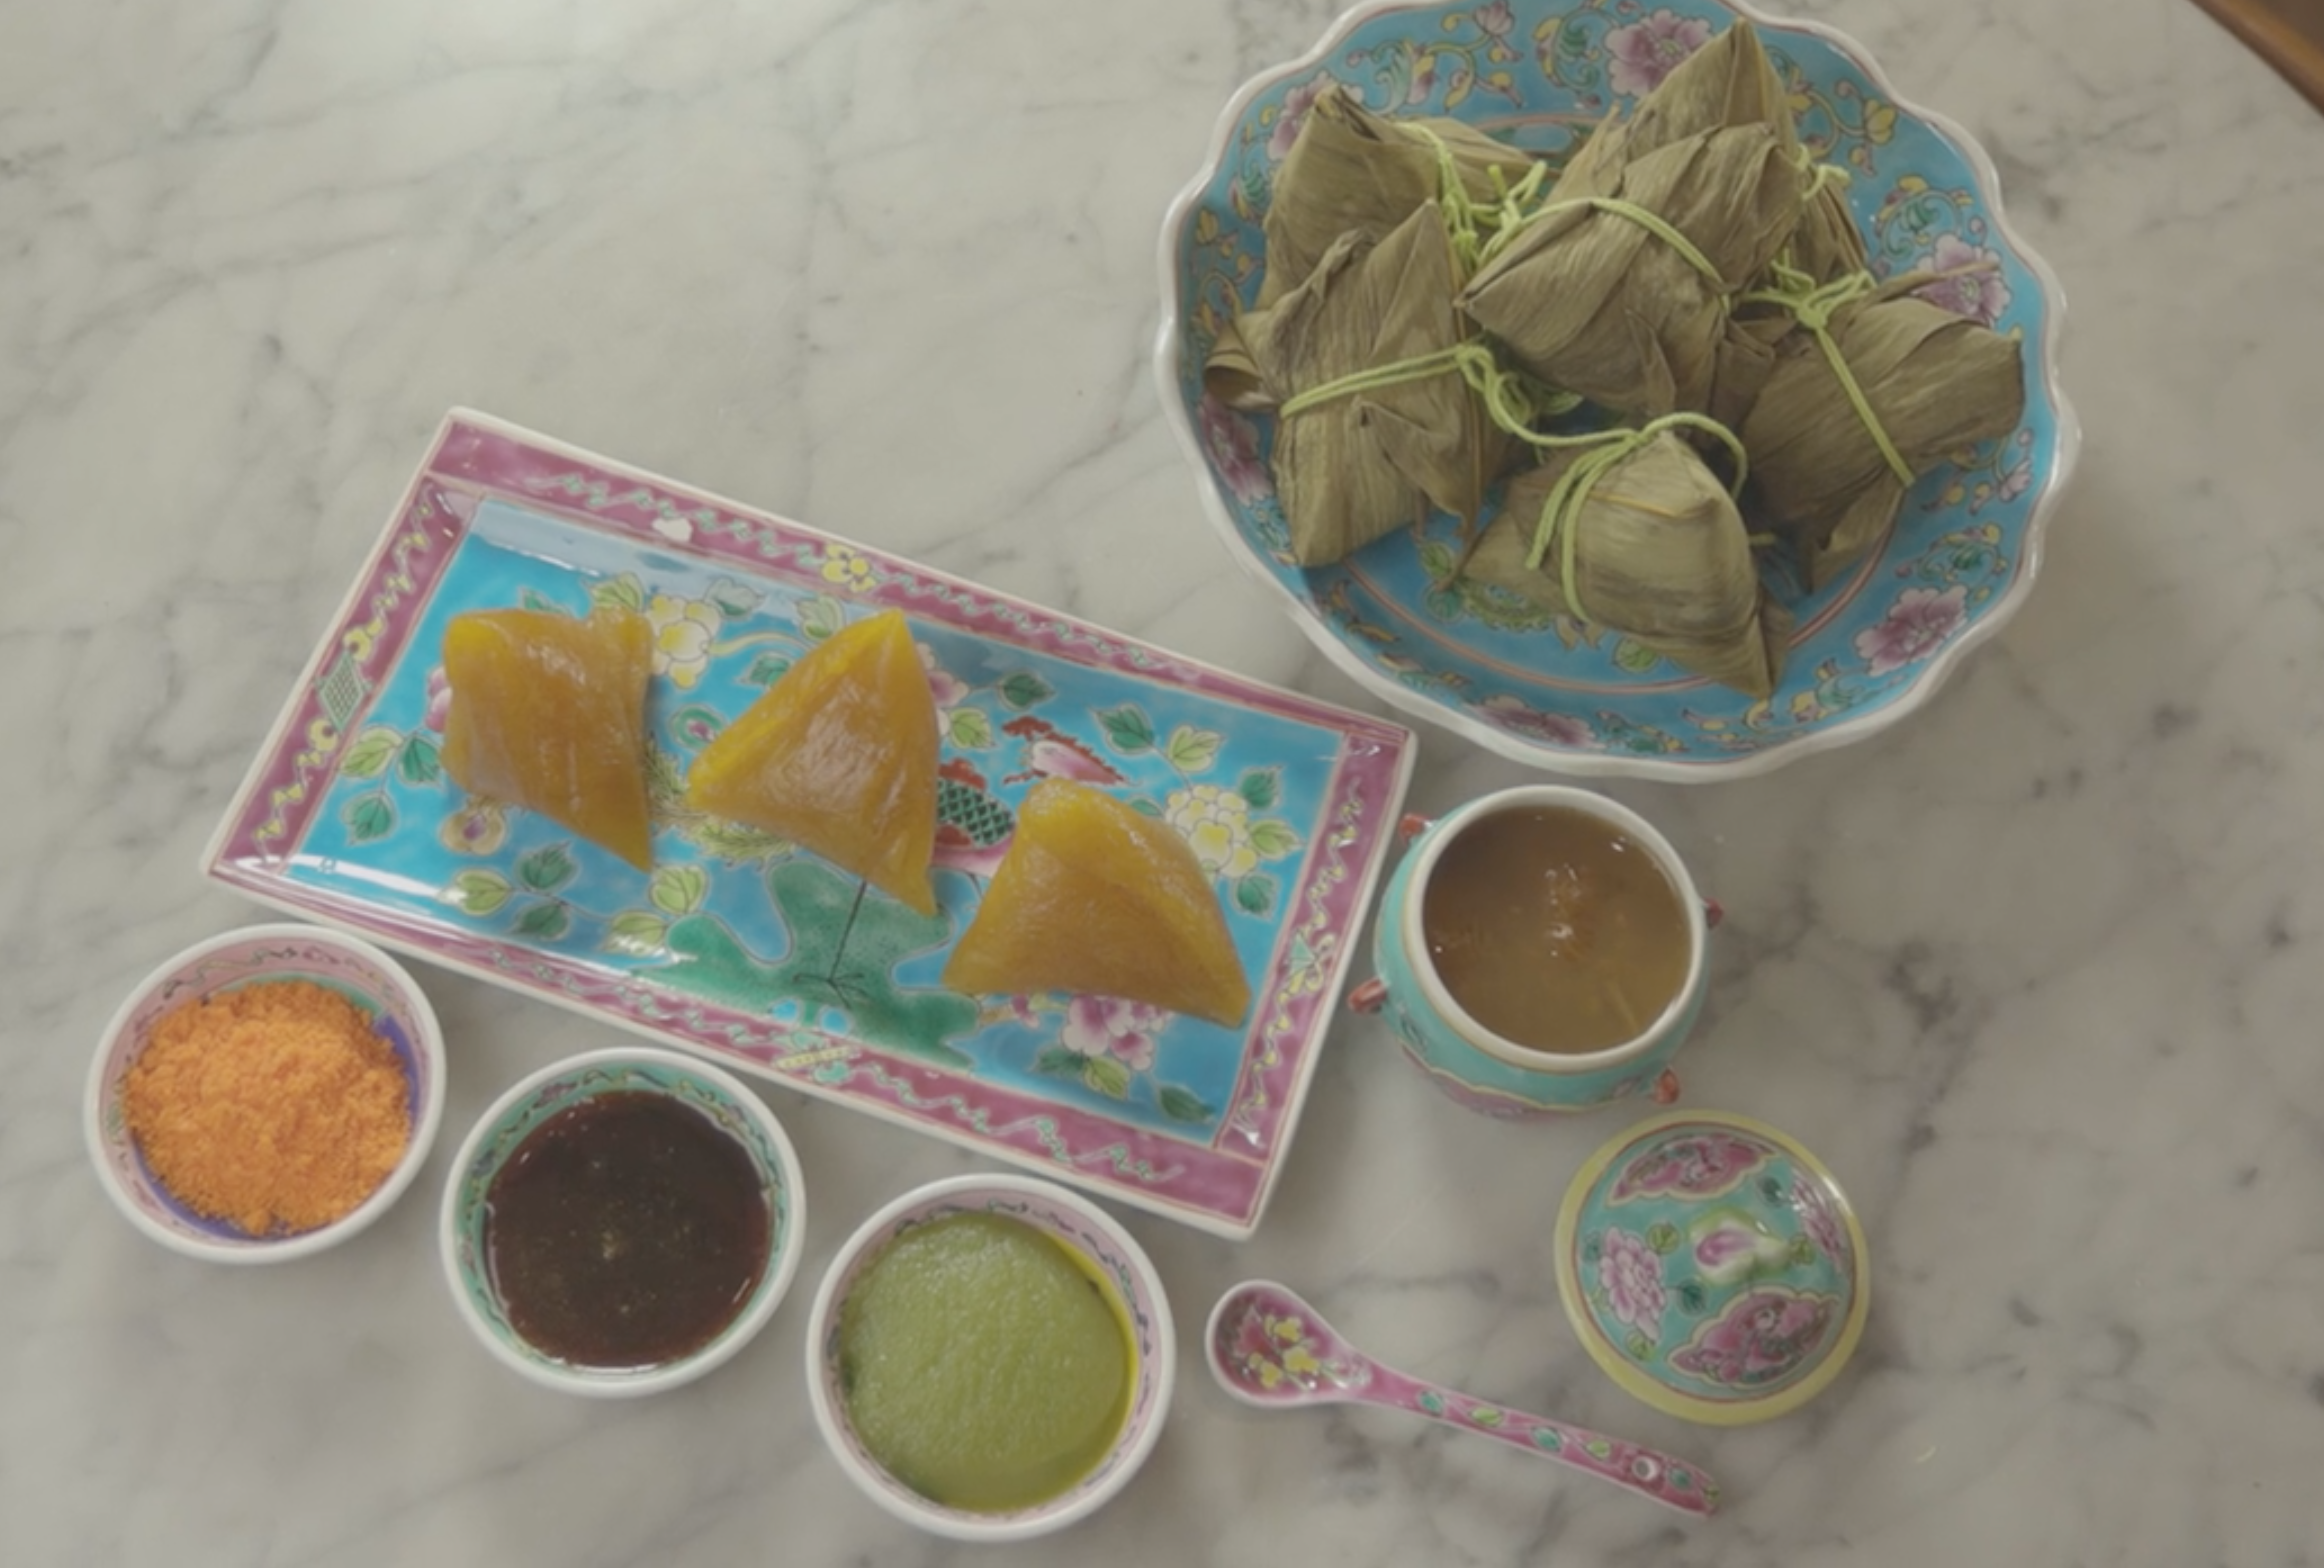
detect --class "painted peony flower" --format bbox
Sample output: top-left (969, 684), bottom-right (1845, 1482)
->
top-left (1059, 994), bottom-right (1171, 1073)
top-left (1165, 783), bottom-right (1260, 879)
top-left (1597, 1227), bottom-right (1669, 1338)
top-left (422, 665), bottom-right (454, 732)
top-left (1198, 395), bottom-right (1272, 505)
top-left (1605, 10), bottom-right (1713, 98)
top-left (1854, 585), bottom-right (1968, 676)
top-left (645, 592), bottom-right (721, 689)
top-left (1477, 693), bottom-right (1596, 748)
top-left (1268, 74), bottom-right (1336, 161)
top-left (916, 639), bottom-right (970, 713)
top-left (1910, 232), bottom-right (2013, 326)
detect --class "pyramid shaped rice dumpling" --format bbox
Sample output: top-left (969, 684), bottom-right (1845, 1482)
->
top-left (942, 779), bottom-right (1251, 1027)
top-left (684, 608), bottom-right (939, 915)
top-left (441, 606), bottom-right (656, 870)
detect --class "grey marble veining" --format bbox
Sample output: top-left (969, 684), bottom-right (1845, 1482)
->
top-left (6, 0), bottom-right (2324, 1563)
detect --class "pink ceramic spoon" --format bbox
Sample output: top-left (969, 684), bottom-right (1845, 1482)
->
top-left (1204, 1279), bottom-right (1721, 1517)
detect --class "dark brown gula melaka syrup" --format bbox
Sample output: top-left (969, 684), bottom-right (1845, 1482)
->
top-left (484, 1090), bottom-right (771, 1369)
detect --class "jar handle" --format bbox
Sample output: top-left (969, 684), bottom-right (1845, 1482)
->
top-left (1348, 977), bottom-right (1389, 1015)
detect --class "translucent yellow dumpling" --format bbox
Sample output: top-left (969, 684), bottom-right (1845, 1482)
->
top-left (684, 609), bottom-right (939, 915)
top-left (943, 780), bottom-right (1251, 1027)
top-left (440, 607), bottom-right (655, 870)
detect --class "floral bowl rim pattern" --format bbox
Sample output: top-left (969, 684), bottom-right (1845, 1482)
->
top-left (1153, 0), bottom-right (2083, 782)
top-left (83, 922), bottom-right (448, 1265)
top-left (802, 1173), bottom-right (1175, 1542)
top-left (437, 1045), bottom-right (806, 1398)
top-left (1552, 1108), bottom-right (1871, 1425)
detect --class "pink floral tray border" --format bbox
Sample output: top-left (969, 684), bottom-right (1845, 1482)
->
top-left (205, 410), bottom-right (1415, 1238)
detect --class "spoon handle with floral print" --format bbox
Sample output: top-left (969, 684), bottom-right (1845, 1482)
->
top-left (1362, 1360), bottom-right (1721, 1516)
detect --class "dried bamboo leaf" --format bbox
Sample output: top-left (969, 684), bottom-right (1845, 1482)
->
top-left (1740, 292), bottom-right (2026, 586)
top-left (1461, 125), bottom-right (1804, 419)
top-left (1618, 20), bottom-right (1865, 285)
top-left (1259, 83), bottom-right (1542, 307)
top-left (1461, 432), bottom-right (1789, 696)
top-left (1234, 203), bottom-right (1511, 566)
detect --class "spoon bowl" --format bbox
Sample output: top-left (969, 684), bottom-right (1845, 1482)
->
top-left (1205, 1280), bottom-right (1721, 1517)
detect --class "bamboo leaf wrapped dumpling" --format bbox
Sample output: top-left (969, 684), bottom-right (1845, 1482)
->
top-left (1216, 200), bottom-right (1516, 566)
top-left (1554, 18), bottom-right (1863, 427)
top-left (1610, 19), bottom-right (1867, 288)
top-left (1459, 430), bottom-right (1790, 697)
top-left (1459, 125), bottom-right (1804, 423)
top-left (1258, 83), bottom-right (1544, 307)
top-left (1740, 289), bottom-right (2026, 588)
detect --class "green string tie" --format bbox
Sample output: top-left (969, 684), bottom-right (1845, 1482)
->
top-left (1274, 339), bottom-right (1580, 428)
top-left (1413, 124), bottom-right (1551, 276)
top-left (1476, 192), bottom-right (1734, 284)
top-left (1522, 412), bottom-right (1750, 623)
top-left (1740, 257), bottom-right (1914, 487)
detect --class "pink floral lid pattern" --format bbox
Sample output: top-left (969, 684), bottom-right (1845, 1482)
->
top-left (1555, 1110), bottom-right (1872, 1425)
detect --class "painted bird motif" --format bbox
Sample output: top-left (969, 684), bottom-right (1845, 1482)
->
top-left (1001, 714), bottom-right (1128, 787)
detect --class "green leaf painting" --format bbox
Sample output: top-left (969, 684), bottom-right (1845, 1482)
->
top-left (1081, 1056), bottom-right (1133, 1100)
top-left (340, 727), bottom-right (399, 780)
top-left (590, 573), bottom-right (647, 614)
top-left (796, 594), bottom-right (846, 644)
top-left (1248, 818), bottom-right (1300, 859)
top-left (517, 843), bottom-right (579, 894)
top-left (604, 910), bottom-right (669, 956)
top-left (1234, 872), bottom-right (1277, 917)
top-left (446, 869), bottom-right (514, 916)
top-left (648, 865), bottom-right (709, 916)
top-left (1097, 704), bottom-right (1156, 754)
top-left (1157, 1085), bottom-right (1212, 1124)
top-left (1162, 724), bottom-right (1222, 773)
top-left (396, 734), bottom-right (442, 786)
top-left (343, 793), bottom-right (395, 842)
top-left (706, 576), bottom-right (762, 618)
top-left (1032, 1045), bottom-right (1084, 1078)
top-left (998, 672), bottom-right (1054, 710)
top-left (947, 708), bottom-right (995, 749)
top-left (513, 901), bottom-right (570, 941)
top-left (1613, 638), bottom-right (1662, 674)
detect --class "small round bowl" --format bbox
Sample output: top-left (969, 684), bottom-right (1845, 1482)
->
top-left (1555, 1110), bottom-right (1869, 1425)
top-left (439, 1046), bottom-right (804, 1398)
top-left (805, 1174), bottom-right (1175, 1542)
top-left (84, 922), bottom-right (447, 1264)
top-left (1155, 0), bottom-right (2079, 781)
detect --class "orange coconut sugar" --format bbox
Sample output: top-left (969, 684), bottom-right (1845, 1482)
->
top-left (121, 980), bottom-right (412, 1235)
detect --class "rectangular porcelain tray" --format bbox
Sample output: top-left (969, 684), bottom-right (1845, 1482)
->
top-left (204, 411), bottom-right (1414, 1238)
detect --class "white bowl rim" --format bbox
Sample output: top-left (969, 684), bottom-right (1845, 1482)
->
top-left (1151, 0), bottom-right (2084, 784)
top-left (82, 920), bottom-right (449, 1265)
top-left (802, 1171), bottom-right (1177, 1543)
top-left (435, 1044), bottom-right (807, 1399)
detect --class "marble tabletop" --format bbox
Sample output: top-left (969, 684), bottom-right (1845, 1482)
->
top-left (8, 0), bottom-right (2324, 1562)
